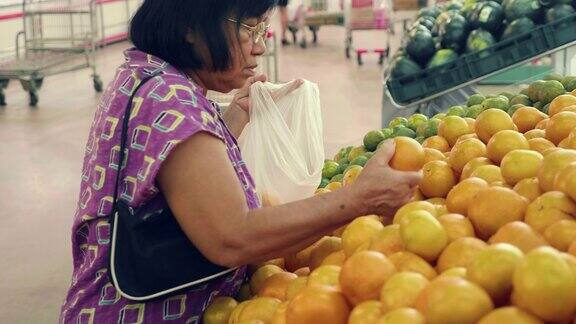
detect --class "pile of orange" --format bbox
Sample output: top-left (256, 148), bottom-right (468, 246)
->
top-left (202, 84), bottom-right (576, 324)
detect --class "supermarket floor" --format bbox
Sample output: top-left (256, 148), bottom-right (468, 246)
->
top-left (0, 23), bottom-right (403, 322)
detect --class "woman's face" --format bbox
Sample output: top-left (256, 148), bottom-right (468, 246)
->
top-left (193, 16), bottom-right (269, 93)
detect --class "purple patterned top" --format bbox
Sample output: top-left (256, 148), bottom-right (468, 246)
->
top-left (60, 49), bottom-right (260, 323)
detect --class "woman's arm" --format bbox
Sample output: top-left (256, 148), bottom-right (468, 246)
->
top-left (158, 133), bottom-right (421, 268)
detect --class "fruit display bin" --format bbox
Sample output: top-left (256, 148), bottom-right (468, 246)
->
top-left (384, 13), bottom-right (576, 106)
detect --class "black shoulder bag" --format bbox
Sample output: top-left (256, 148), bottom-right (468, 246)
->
top-left (108, 75), bottom-right (235, 301)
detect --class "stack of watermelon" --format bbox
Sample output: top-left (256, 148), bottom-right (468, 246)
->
top-left (390, 0), bottom-right (576, 80)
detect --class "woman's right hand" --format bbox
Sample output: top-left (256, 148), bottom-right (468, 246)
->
top-left (349, 139), bottom-right (423, 217)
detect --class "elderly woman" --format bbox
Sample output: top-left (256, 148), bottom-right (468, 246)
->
top-left (60, 0), bottom-right (421, 322)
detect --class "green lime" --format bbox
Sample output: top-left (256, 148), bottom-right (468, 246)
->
top-left (407, 114), bottom-right (429, 131)
top-left (363, 130), bottom-right (386, 151)
top-left (424, 118), bottom-right (441, 137)
top-left (322, 161), bottom-right (340, 179)
top-left (337, 162), bottom-right (349, 175)
top-left (542, 103), bottom-right (550, 115)
top-left (351, 155), bottom-right (369, 167)
top-left (507, 104), bottom-right (524, 116)
top-left (330, 174), bottom-right (344, 183)
top-left (432, 113), bottom-right (447, 120)
top-left (466, 104), bottom-right (486, 118)
top-left (533, 101), bottom-right (543, 111)
top-left (498, 92), bottom-right (515, 100)
top-left (381, 128), bottom-right (394, 139)
top-left (540, 80), bottom-right (565, 104)
top-left (391, 125), bottom-right (417, 138)
top-left (519, 88), bottom-right (529, 96)
top-left (482, 96), bottom-right (509, 111)
top-left (348, 146), bottom-right (367, 161)
top-left (364, 152), bottom-right (375, 159)
top-left (337, 157), bottom-right (349, 165)
top-left (467, 94), bottom-right (486, 107)
top-left (446, 105), bottom-right (466, 117)
top-left (415, 136), bottom-right (425, 144)
top-left (509, 94), bottom-right (532, 107)
top-left (388, 117), bottom-right (409, 128)
top-left (319, 178), bottom-right (330, 188)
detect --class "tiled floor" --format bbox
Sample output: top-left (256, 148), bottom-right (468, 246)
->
top-left (0, 21), bottom-right (407, 322)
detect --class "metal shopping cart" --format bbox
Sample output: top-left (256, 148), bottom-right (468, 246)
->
top-left (0, 0), bottom-right (101, 106)
top-left (288, 0), bottom-right (345, 48)
top-left (344, 0), bottom-right (394, 65)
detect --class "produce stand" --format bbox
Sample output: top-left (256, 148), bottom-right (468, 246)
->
top-left (381, 13), bottom-right (576, 126)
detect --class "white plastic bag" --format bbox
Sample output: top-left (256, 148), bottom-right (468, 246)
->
top-left (239, 80), bottom-right (325, 206)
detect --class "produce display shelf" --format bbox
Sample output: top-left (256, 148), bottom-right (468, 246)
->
top-left (384, 13), bottom-right (576, 107)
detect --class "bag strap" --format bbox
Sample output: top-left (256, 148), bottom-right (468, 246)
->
top-left (111, 74), bottom-right (157, 210)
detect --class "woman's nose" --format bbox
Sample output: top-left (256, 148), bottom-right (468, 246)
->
top-left (252, 38), bottom-right (267, 56)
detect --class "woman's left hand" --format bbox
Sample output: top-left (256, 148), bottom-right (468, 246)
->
top-left (231, 74), bottom-right (268, 113)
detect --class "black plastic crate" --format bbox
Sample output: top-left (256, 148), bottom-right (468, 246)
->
top-left (386, 13), bottom-right (576, 105)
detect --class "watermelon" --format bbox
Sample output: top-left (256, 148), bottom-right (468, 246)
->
top-left (413, 16), bottom-right (436, 31)
top-left (433, 11), bottom-right (459, 36)
top-left (444, 0), bottom-right (464, 11)
top-left (406, 28), bottom-right (436, 65)
top-left (418, 7), bottom-right (443, 19)
top-left (539, 0), bottom-right (573, 8)
top-left (469, 1), bottom-right (505, 34)
top-left (504, 0), bottom-right (542, 21)
top-left (545, 4), bottom-right (575, 23)
top-left (501, 17), bottom-right (536, 39)
top-left (390, 56), bottom-right (422, 79)
top-left (466, 29), bottom-right (497, 55)
top-left (439, 13), bottom-right (470, 52)
top-left (427, 49), bottom-right (459, 69)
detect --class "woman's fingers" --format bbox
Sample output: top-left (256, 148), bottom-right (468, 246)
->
top-left (370, 140), bottom-right (396, 165)
top-left (271, 79), bottom-right (304, 101)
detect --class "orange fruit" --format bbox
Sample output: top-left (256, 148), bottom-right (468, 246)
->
top-left (308, 236), bottom-right (342, 270)
top-left (553, 161), bottom-right (576, 200)
top-left (320, 250), bottom-right (346, 268)
top-left (380, 272), bottom-right (429, 311)
top-left (478, 306), bottom-right (544, 324)
top-left (324, 182), bottom-right (342, 191)
top-left (455, 133), bottom-right (480, 146)
top-left (465, 117), bottom-right (476, 132)
top-left (470, 165), bottom-right (504, 184)
top-left (285, 244), bottom-right (317, 272)
top-left (342, 216), bottom-right (384, 257)
top-left (563, 105), bottom-right (576, 113)
top-left (342, 165), bottom-right (363, 186)
top-left (260, 272), bottom-right (298, 300)
top-left (446, 177), bottom-right (489, 215)
top-left (307, 265), bottom-right (341, 289)
top-left (543, 219), bottom-right (576, 251)
top-left (399, 210), bottom-right (448, 262)
top-left (569, 240), bottom-right (576, 257)
top-left (460, 157), bottom-right (493, 180)
top-left (348, 300), bottom-right (382, 324)
top-left (537, 149), bottom-right (576, 191)
top-left (415, 277), bottom-right (494, 324)
top-left (527, 137), bottom-right (555, 154)
top-left (285, 286), bottom-right (350, 324)
top-left (448, 138), bottom-right (488, 174)
top-left (542, 147), bottom-right (562, 156)
top-left (525, 191), bottom-right (576, 233)
top-left (239, 297), bottom-right (282, 323)
top-left (228, 301), bottom-right (252, 324)
top-left (548, 93), bottom-right (576, 116)
top-left (340, 251), bottom-right (397, 305)
top-left (467, 243), bottom-right (524, 303)
top-left (388, 251), bottom-right (438, 280)
top-left (438, 267), bottom-right (468, 279)
top-left (422, 136), bottom-right (450, 152)
top-left (475, 108), bottom-right (516, 143)
top-left (512, 247), bottom-right (576, 322)
top-left (439, 116), bottom-right (473, 146)
top-left (314, 188), bottom-right (331, 195)
top-left (285, 276), bottom-right (308, 301)
top-left (535, 118), bottom-right (549, 130)
top-left (369, 224), bottom-right (404, 257)
top-left (512, 106), bottom-right (548, 133)
top-left (250, 265), bottom-right (285, 295)
top-left (393, 201), bottom-right (437, 225)
top-left (500, 149), bottom-right (544, 185)
top-left (467, 187), bottom-right (528, 239)
top-left (486, 130), bottom-right (530, 164)
top-left (203, 297), bottom-right (238, 324)
top-left (545, 111), bottom-right (576, 144)
top-left (420, 161), bottom-right (457, 198)
top-left (513, 177), bottom-right (542, 201)
top-left (423, 148), bottom-right (445, 164)
top-left (437, 213), bottom-right (476, 242)
top-left (558, 137), bottom-right (571, 148)
top-left (390, 137), bottom-right (425, 171)
top-left (271, 301), bottom-right (289, 324)
top-left (523, 128), bottom-right (546, 139)
top-left (377, 307), bottom-right (425, 324)
top-left (436, 237), bottom-right (487, 273)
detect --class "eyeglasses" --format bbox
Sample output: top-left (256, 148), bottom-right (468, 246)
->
top-left (227, 18), bottom-right (270, 45)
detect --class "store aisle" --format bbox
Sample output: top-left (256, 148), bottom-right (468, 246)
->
top-left (0, 24), bottom-right (397, 322)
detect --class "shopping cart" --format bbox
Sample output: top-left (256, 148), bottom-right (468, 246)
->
top-left (288, 0), bottom-right (345, 48)
top-left (0, 0), bottom-right (102, 106)
top-left (344, 0), bottom-right (394, 65)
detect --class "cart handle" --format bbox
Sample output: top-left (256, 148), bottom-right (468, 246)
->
top-left (15, 31), bottom-right (24, 58)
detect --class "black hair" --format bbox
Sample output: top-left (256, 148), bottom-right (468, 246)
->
top-left (130, 0), bottom-right (277, 71)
